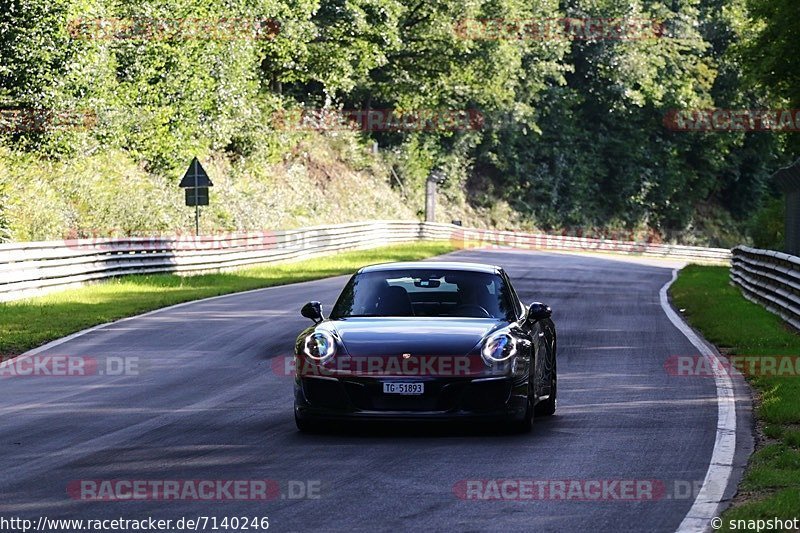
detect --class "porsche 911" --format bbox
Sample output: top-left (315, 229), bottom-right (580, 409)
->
top-left (293, 261), bottom-right (557, 432)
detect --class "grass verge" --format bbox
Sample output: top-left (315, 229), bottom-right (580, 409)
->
top-left (0, 242), bottom-right (456, 357)
top-left (671, 265), bottom-right (800, 530)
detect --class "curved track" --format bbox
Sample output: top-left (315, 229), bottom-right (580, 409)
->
top-left (0, 250), bottom-right (752, 532)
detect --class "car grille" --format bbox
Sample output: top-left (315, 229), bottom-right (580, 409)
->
top-left (301, 376), bottom-right (513, 413)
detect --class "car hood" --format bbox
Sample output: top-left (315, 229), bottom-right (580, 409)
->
top-left (328, 317), bottom-right (504, 357)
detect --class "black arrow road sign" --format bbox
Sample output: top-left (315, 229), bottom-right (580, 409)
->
top-left (179, 157), bottom-right (214, 188)
top-left (179, 157), bottom-right (213, 235)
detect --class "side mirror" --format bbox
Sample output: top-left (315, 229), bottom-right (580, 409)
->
top-left (301, 301), bottom-right (324, 323)
top-left (527, 302), bottom-right (552, 322)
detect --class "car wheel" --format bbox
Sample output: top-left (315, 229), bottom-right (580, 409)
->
top-left (295, 413), bottom-right (320, 433)
top-left (535, 365), bottom-right (557, 417)
top-left (509, 386), bottom-right (534, 433)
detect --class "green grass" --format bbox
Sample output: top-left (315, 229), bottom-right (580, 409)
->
top-left (0, 242), bottom-right (455, 357)
top-left (671, 265), bottom-right (800, 528)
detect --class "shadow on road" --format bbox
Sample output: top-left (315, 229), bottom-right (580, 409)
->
top-left (290, 416), bottom-right (560, 440)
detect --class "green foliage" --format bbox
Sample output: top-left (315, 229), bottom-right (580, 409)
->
top-left (0, 141), bottom-right (417, 240)
top-left (748, 195), bottom-right (785, 250)
top-left (736, 0), bottom-right (800, 155)
top-left (738, 0), bottom-right (800, 106)
top-left (0, 0), bottom-right (795, 242)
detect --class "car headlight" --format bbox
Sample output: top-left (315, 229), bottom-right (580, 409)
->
top-left (481, 332), bottom-right (517, 364)
top-left (303, 331), bottom-right (336, 363)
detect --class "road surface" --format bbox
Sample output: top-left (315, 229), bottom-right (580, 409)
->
top-left (0, 249), bottom-right (752, 532)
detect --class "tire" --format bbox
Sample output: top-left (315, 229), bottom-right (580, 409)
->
top-left (535, 365), bottom-right (557, 417)
top-left (295, 413), bottom-right (320, 433)
top-left (509, 390), bottom-right (533, 433)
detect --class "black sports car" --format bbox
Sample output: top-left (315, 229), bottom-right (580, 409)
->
top-left (293, 261), bottom-right (557, 432)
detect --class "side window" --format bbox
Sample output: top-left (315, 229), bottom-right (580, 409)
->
top-left (502, 272), bottom-right (524, 320)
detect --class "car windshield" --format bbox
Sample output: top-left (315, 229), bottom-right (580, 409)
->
top-left (330, 269), bottom-right (517, 320)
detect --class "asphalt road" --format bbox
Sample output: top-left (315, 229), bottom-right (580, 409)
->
top-left (0, 249), bottom-right (752, 532)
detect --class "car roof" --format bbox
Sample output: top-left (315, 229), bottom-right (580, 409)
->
top-left (358, 261), bottom-right (502, 275)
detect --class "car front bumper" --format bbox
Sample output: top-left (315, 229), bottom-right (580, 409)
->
top-left (294, 374), bottom-right (529, 423)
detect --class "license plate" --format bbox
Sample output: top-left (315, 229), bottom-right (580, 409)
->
top-left (382, 382), bottom-right (424, 395)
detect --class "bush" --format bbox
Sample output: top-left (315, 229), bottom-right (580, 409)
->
top-left (749, 196), bottom-right (785, 251)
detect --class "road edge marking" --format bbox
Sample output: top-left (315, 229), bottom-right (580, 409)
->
top-left (660, 269), bottom-right (737, 533)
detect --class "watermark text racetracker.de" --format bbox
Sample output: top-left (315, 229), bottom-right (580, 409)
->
top-left (270, 108), bottom-right (484, 132)
top-left (62, 229), bottom-right (278, 252)
top-left (67, 479), bottom-right (321, 501)
top-left (450, 227), bottom-right (666, 254)
top-left (665, 355), bottom-right (800, 377)
top-left (663, 108), bottom-right (800, 132)
top-left (0, 355), bottom-right (140, 377)
top-left (453, 17), bottom-right (663, 41)
top-left (453, 479), bottom-right (716, 501)
top-left (67, 17), bottom-right (280, 41)
top-left (0, 108), bottom-right (97, 133)
top-left (275, 354), bottom-right (488, 378)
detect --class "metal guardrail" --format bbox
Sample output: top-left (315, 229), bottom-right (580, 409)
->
top-left (0, 220), bottom-right (732, 303)
top-left (730, 245), bottom-right (800, 331)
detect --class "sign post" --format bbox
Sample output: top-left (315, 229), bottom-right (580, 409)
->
top-left (425, 169), bottom-right (445, 223)
top-left (179, 157), bottom-right (213, 236)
